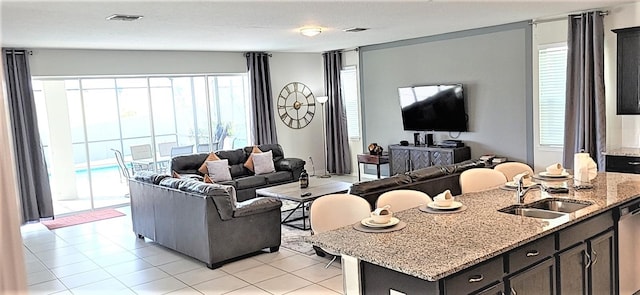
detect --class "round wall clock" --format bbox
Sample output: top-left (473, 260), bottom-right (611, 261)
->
top-left (277, 82), bottom-right (316, 129)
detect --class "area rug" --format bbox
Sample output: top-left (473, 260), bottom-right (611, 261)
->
top-left (42, 209), bottom-right (125, 230)
top-left (281, 224), bottom-right (316, 256)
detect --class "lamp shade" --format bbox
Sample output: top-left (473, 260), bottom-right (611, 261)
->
top-left (316, 96), bottom-right (328, 104)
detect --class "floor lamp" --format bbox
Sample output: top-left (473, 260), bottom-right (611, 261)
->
top-left (316, 96), bottom-right (331, 178)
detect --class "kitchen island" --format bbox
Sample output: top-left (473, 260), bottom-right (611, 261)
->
top-left (307, 172), bottom-right (640, 294)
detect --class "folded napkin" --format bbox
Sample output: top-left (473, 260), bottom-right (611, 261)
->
top-left (434, 189), bottom-right (453, 201)
top-left (545, 163), bottom-right (564, 175)
top-left (512, 172), bottom-right (532, 185)
top-left (574, 153), bottom-right (597, 183)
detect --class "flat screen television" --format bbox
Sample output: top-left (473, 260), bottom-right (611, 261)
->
top-left (397, 84), bottom-right (468, 132)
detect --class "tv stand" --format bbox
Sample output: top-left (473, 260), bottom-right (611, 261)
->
top-left (388, 145), bottom-right (470, 175)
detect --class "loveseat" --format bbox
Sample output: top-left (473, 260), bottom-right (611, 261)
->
top-left (350, 159), bottom-right (485, 208)
top-left (170, 143), bottom-right (305, 202)
top-left (129, 172), bottom-right (283, 268)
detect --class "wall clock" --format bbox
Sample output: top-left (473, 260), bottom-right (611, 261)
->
top-left (277, 82), bottom-right (316, 129)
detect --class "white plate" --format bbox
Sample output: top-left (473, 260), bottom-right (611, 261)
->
top-left (361, 217), bottom-right (400, 228)
top-left (427, 201), bottom-right (463, 210)
top-left (538, 171), bottom-right (570, 178)
top-left (505, 181), bottom-right (536, 188)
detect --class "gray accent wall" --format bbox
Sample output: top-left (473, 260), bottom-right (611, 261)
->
top-left (360, 21), bottom-right (533, 168)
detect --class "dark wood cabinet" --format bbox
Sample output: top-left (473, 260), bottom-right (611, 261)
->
top-left (613, 26), bottom-right (640, 114)
top-left (556, 211), bottom-right (616, 295)
top-left (506, 258), bottom-right (555, 295)
top-left (388, 145), bottom-right (470, 175)
top-left (605, 154), bottom-right (640, 174)
top-left (476, 282), bottom-right (505, 295)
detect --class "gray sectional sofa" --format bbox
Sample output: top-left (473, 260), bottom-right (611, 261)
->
top-left (129, 172), bottom-right (283, 269)
top-left (349, 159), bottom-right (485, 208)
top-left (170, 143), bottom-right (305, 202)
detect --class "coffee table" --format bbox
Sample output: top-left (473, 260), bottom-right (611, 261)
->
top-left (255, 178), bottom-right (351, 230)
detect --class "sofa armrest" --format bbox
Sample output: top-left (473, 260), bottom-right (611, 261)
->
top-left (233, 197), bottom-right (282, 218)
top-left (274, 158), bottom-right (305, 171)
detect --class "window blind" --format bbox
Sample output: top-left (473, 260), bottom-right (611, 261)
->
top-left (538, 45), bottom-right (567, 147)
top-left (340, 67), bottom-right (360, 139)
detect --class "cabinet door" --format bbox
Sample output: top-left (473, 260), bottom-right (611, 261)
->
top-left (557, 243), bottom-right (588, 295)
top-left (389, 147), bottom-right (409, 175)
top-left (507, 258), bottom-right (555, 295)
top-left (410, 149), bottom-right (430, 170)
top-left (588, 230), bottom-right (616, 295)
top-left (476, 282), bottom-right (505, 295)
top-left (430, 150), bottom-right (453, 166)
top-left (615, 27), bottom-right (640, 114)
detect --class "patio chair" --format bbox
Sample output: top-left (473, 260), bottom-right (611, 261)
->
top-left (171, 145), bottom-right (194, 157)
top-left (130, 144), bottom-right (154, 173)
top-left (197, 143), bottom-right (211, 153)
top-left (111, 148), bottom-right (130, 198)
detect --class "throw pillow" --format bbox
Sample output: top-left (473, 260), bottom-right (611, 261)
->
top-left (204, 174), bottom-right (215, 183)
top-left (198, 152), bottom-right (221, 175)
top-left (243, 146), bottom-right (263, 172)
top-left (206, 159), bottom-right (232, 182)
top-left (172, 170), bottom-right (181, 178)
top-left (253, 150), bottom-right (276, 175)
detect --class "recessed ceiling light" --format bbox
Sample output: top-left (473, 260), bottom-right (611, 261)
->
top-left (106, 14), bottom-right (143, 21)
top-left (300, 27), bottom-right (322, 37)
top-left (343, 27), bottom-right (369, 33)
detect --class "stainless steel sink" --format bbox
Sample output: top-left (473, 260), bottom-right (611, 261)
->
top-left (498, 198), bottom-right (594, 219)
top-left (499, 206), bottom-right (567, 219)
top-left (525, 198), bottom-right (593, 213)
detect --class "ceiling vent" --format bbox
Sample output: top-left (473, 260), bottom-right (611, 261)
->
top-left (106, 14), bottom-right (143, 21)
top-left (343, 27), bottom-right (368, 33)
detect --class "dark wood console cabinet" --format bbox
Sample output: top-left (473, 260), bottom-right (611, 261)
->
top-left (613, 26), bottom-right (640, 114)
top-left (388, 145), bottom-right (470, 175)
top-left (605, 155), bottom-right (640, 174)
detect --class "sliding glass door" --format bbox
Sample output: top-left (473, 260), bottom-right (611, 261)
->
top-left (33, 74), bottom-right (250, 215)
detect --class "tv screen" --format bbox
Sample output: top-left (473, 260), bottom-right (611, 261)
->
top-left (398, 84), bottom-right (468, 132)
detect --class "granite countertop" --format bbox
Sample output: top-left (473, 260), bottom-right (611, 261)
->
top-left (306, 172), bottom-right (640, 282)
top-left (604, 147), bottom-right (640, 156)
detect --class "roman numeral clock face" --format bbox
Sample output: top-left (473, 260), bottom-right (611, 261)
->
top-left (277, 82), bottom-right (316, 129)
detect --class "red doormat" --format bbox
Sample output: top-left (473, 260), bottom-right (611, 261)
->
top-left (42, 209), bottom-right (126, 230)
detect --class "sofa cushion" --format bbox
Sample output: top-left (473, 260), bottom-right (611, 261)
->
top-left (243, 146), bottom-right (263, 172)
top-left (235, 175), bottom-right (267, 189)
top-left (263, 171), bottom-right (292, 184)
top-left (206, 159), bottom-right (232, 182)
top-left (445, 159), bottom-right (485, 174)
top-left (177, 181), bottom-right (237, 220)
top-left (234, 197), bottom-right (282, 218)
top-left (254, 144), bottom-right (285, 163)
top-left (171, 153), bottom-right (209, 175)
top-left (133, 171), bottom-right (158, 183)
top-left (407, 166), bottom-right (448, 182)
top-left (253, 150), bottom-right (276, 175)
top-left (198, 152), bottom-right (221, 175)
top-left (159, 177), bottom-right (187, 189)
top-left (217, 149), bottom-right (247, 166)
top-left (349, 174), bottom-right (412, 195)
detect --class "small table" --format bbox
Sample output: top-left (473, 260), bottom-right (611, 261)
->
top-left (255, 178), bottom-right (351, 230)
top-left (357, 154), bottom-right (390, 181)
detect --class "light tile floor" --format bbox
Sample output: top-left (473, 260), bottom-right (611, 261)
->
top-left (22, 206), bottom-right (344, 295)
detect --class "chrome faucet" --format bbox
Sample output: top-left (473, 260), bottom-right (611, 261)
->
top-left (516, 173), bottom-right (541, 204)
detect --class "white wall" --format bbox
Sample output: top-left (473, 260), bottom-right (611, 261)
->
top-left (360, 24), bottom-right (531, 166)
top-left (28, 49), bottom-right (326, 173)
top-left (532, 20), bottom-right (567, 172)
top-left (343, 50), bottom-right (363, 177)
top-left (269, 53), bottom-right (325, 174)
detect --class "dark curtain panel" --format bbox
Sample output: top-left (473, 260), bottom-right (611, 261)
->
top-left (562, 12), bottom-right (606, 170)
top-left (3, 49), bottom-right (54, 223)
top-left (246, 52), bottom-right (278, 145)
top-left (322, 51), bottom-right (352, 174)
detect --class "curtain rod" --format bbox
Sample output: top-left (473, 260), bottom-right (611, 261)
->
top-left (4, 50), bottom-right (33, 55)
top-left (531, 10), bottom-right (609, 25)
top-left (242, 52), bottom-right (272, 57)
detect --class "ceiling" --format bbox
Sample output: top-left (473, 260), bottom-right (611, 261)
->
top-left (0, 0), bottom-right (633, 53)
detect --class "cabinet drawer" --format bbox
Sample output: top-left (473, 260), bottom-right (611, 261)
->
top-left (557, 211), bottom-right (613, 250)
top-left (605, 155), bottom-right (640, 174)
top-left (507, 234), bottom-right (555, 273)
top-left (443, 256), bottom-right (503, 295)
